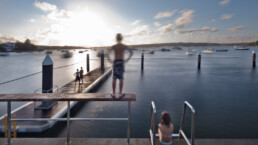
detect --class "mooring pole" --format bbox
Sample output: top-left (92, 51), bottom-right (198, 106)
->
top-left (198, 52), bottom-right (201, 69)
top-left (87, 54), bottom-right (90, 72)
top-left (141, 52), bottom-right (144, 70)
top-left (101, 50), bottom-right (105, 71)
top-left (252, 51), bottom-right (256, 68)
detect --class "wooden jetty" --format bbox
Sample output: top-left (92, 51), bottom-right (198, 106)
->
top-left (0, 67), bottom-right (112, 133)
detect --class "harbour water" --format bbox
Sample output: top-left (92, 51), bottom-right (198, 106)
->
top-left (1, 46), bottom-right (258, 138)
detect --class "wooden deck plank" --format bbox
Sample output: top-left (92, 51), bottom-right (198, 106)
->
top-left (0, 93), bottom-right (136, 101)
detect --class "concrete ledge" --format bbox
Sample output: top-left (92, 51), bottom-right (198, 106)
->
top-left (1, 138), bottom-right (258, 145)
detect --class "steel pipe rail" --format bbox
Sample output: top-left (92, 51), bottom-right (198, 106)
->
top-left (179, 101), bottom-right (196, 145)
top-left (11, 118), bottom-right (129, 122)
top-left (3, 93), bottom-right (135, 145)
top-left (149, 101), bottom-right (156, 145)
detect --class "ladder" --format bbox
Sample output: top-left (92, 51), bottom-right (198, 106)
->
top-left (149, 101), bottom-right (195, 145)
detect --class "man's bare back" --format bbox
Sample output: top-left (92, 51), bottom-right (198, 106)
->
top-left (112, 43), bottom-right (129, 61)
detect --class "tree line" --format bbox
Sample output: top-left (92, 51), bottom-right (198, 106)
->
top-left (246, 40), bottom-right (258, 46)
top-left (15, 39), bottom-right (38, 51)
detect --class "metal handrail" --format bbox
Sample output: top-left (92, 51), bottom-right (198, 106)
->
top-left (34, 85), bottom-right (59, 93)
top-left (6, 100), bottom-right (132, 145)
top-left (179, 101), bottom-right (196, 145)
top-left (149, 101), bottom-right (156, 145)
top-left (33, 85), bottom-right (59, 109)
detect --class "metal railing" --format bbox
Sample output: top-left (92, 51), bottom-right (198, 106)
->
top-left (6, 100), bottom-right (132, 145)
top-left (149, 101), bottom-right (195, 145)
top-left (149, 101), bottom-right (156, 145)
top-left (33, 85), bottom-right (59, 109)
top-left (179, 101), bottom-right (196, 145)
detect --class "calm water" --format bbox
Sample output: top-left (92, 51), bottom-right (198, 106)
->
top-left (1, 46), bottom-right (258, 138)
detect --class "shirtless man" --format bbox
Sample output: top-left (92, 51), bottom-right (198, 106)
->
top-left (107, 33), bottom-right (133, 97)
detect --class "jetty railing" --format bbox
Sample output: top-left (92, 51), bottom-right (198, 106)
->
top-left (0, 93), bottom-right (136, 145)
top-left (149, 101), bottom-right (156, 145)
top-left (33, 85), bottom-right (59, 109)
top-left (149, 101), bottom-right (195, 145)
top-left (179, 101), bottom-right (196, 145)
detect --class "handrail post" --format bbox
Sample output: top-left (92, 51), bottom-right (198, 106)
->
top-left (127, 101), bottom-right (131, 145)
top-left (7, 101), bottom-right (11, 145)
top-left (153, 110), bottom-right (156, 145)
top-left (179, 104), bottom-right (186, 138)
top-left (191, 112), bottom-right (195, 145)
top-left (66, 101), bottom-right (70, 145)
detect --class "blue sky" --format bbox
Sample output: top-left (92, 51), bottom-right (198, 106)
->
top-left (0, 0), bottom-right (258, 46)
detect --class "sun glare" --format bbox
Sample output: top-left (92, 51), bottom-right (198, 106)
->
top-left (52, 8), bottom-right (116, 46)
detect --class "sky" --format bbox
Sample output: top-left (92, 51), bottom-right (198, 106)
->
top-left (0, 0), bottom-right (258, 46)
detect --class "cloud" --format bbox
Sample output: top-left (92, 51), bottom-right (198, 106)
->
top-left (210, 19), bottom-right (216, 23)
top-left (131, 20), bottom-right (141, 25)
top-left (0, 35), bottom-right (17, 43)
top-left (154, 10), bottom-right (177, 19)
top-left (34, 1), bottom-right (70, 21)
top-left (46, 9), bottom-right (70, 20)
top-left (175, 27), bottom-right (218, 34)
top-left (175, 9), bottom-right (194, 28)
top-left (126, 25), bottom-right (151, 37)
top-left (221, 14), bottom-right (234, 20)
top-left (220, 0), bottom-right (230, 6)
top-left (30, 19), bottom-right (35, 22)
top-left (158, 24), bottom-right (173, 33)
top-left (154, 22), bottom-right (161, 27)
top-left (34, 0), bottom-right (57, 12)
top-left (227, 26), bottom-right (245, 32)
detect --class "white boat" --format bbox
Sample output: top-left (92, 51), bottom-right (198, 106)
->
top-left (129, 47), bottom-right (137, 50)
top-left (202, 49), bottom-right (213, 54)
top-left (161, 48), bottom-right (171, 51)
top-left (172, 46), bottom-right (182, 50)
top-left (45, 50), bottom-right (52, 54)
top-left (186, 51), bottom-right (194, 55)
top-left (0, 52), bottom-right (10, 56)
top-left (62, 51), bottom-right (73, 58)
top-left (236, 47), bottom-right (249, 50)
top-left (216, 49), bottom-right (228, 52)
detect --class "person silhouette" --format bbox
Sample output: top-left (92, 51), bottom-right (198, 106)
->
top-left (107, 33), bottom-right (133, 98)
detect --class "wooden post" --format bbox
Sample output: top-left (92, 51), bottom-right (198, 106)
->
top-left (141, 52), bottom-right (144, 70)
top-left (101, 50), bottom-right (105, 71)
top-left (252, 51), bottom-right (256, 68)
top-left (198, 52), bottom-right (201, 69)
top-left (87, 54), bottom-right (90, 72)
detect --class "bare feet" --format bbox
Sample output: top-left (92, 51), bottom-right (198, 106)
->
top-left (111, 92), bottom-right (116, 98)
top-left (118, 93), bottom-right (126, 99)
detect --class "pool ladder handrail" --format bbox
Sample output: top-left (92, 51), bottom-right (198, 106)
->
top-left (149, 101), bottom-right (195, 145)
top-left (179, 101), bottom-right (196, 145)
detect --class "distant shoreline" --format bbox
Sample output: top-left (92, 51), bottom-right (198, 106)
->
top-left (1, 42), bottom-right (257, 52)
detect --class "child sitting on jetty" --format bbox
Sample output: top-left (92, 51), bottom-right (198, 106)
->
top-left (158, 111), bottom-right (174, 145)
top-left (107, 33), bottom-right (133, 98)
top-left (74, 69), bottom-right (80, 86)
